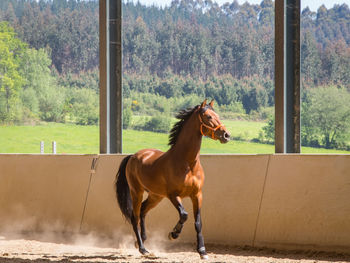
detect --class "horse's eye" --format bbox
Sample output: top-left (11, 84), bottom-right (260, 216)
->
top-left (207, 115), bottom-right (212, 120)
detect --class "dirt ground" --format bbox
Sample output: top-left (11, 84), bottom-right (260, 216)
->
top-left (1, 234), bottom-right (350, 263)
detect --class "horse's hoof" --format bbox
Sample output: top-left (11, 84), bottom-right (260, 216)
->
top-left (198, 247), bottom-right (208, 260)
top-left (139, 247), bottom-right (149, 255)
top-left (168, 232), bottom-right (173, 240)
top-left (168, 232), bottom-right (178, 240)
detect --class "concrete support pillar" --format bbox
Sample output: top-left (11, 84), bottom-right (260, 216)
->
top-left (275, 0), bottom-right (301, 153)
top-left (99, 0), bottom-right (122, 154)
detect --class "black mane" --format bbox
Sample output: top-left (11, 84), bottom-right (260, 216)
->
top-left (168, 105), bottom-right (199, 146)
top-left (168, 104), bottom-right (213, 146)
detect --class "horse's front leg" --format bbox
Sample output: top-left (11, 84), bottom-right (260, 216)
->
top-left (168, 195), bottom-right (188, 240)
top-left (191, 192), bottom-right (208, 260)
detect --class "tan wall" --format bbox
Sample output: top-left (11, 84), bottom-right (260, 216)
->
top-left (0, 154), bottom-right (350, 253)
top-left (0, 154), bottom-right (97, 233)
top-left (255, 155), bottom-right (350, 252)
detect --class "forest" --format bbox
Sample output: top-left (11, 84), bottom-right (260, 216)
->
top-left (0, 0), bottom-right (350, 150)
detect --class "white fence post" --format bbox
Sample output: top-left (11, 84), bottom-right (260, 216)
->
top-left (52, 141), bottom-right (56, 154)
top-left (40, 141), bottom-right (44, 154)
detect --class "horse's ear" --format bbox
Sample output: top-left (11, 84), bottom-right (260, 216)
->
top-left (209, 99), bottom-right (215, 108)
top-left (200, 99), bottom-right (207, 108)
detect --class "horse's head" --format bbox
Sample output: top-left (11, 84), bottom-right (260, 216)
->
top-left (198, 99), bottom-right (230, 144)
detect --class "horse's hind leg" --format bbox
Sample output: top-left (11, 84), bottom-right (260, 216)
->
top-left (140, 194), bottom-right (163, 242)
top-left (130, 190), bottom-right (149, 255)
top-left (168, 195), bottom-right (188, 240)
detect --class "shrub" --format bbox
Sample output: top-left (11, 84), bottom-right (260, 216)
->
top-left (142, 115), bottom-right (171, 133)
top-left (38, 85), bottom-right (65, 122)
top-left (123, 103), bottom-right (132, 129)
top-left (67, 88), bottom-right (98, 125)
top-left (260, 116), bottom-right (274, 143)
top-left (219, 102), bottom-right (245, 114)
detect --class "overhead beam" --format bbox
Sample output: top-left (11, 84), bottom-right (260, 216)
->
top-left (99, 0), bottom-right (122, 154)
top-left (275, 0), bottom-right (301, 153)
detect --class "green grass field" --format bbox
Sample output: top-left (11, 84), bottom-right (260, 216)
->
top-left (133, 116), bottom-right (265, 141)
top-left (1, 122), bottom-right (349, 154)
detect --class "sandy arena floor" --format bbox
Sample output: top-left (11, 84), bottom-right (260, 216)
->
top-left (1, 234), bottom-right (350, 263)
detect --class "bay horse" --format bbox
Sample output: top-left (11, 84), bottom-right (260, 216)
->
top-left (115, 99), bottom-right (230, 259)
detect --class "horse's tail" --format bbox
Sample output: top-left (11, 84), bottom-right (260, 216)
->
top-left (116, 155), bottom-right (133, 224)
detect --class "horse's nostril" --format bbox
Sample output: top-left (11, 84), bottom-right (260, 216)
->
top-left (224, 132), bottom-right (230, 139)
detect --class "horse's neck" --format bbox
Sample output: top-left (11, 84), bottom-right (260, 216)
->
top-left (170, 114), bottom-right (202, 165)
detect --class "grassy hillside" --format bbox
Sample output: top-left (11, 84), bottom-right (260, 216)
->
top-left (1, 122), bottom-right (349, 154)
top-left (132, 116), bottom-right (265, 141)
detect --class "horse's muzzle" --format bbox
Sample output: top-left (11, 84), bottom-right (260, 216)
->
top-left (219, 131), bottom-right (230, 144)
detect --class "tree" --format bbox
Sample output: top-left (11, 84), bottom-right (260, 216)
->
top-left (18, 47), bottom-right (65, 122)
top-left (301, 7), bottom-right (316, 29)
top-left (242, 86), bottom-right (267, 114)
top-left (301, 31), bottom-right (321, 85)
top-left (0, 22), bottom-right (25, 122)
top-left (259, 0), bottom-right (274, 25)
top-left (302, 86), bottom-right (350, 149)
top-left (320, 40), bottom-right (350, 86)
top-left (260, 115), bottom-right (274, 143)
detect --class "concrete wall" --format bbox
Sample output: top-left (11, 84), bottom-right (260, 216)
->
top-left (0, 154), bottom-right (349, 253)
top-left (0, 154), bottom-right (96, 232)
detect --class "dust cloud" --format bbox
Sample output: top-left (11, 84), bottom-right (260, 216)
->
top-left (1, 215), bottom-right (349, 263)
